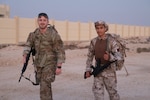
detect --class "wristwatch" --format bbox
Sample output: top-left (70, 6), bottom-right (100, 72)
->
top-left (57, 66), bottom-right (62, 69)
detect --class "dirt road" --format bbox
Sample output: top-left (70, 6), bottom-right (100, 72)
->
top-left (0, 45), bottom-right (150, 100)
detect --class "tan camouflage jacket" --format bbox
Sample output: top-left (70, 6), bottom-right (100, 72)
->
top-left (23, 26), bottom-right (65, 67)
top-left (86, 33), bottom-right (122, 72)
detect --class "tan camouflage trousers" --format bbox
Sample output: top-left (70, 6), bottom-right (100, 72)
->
top-left (36, 66), bottom-right (56, 100)
top-left (40, 80), bottom-right (52, 100)
top-left (92, 72), bottom-right (120, 100)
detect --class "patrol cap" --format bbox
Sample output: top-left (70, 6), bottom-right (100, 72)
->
top-left (38, 13), bottom-right (49, 19)
top-left (94, 20), bottom-right (108, 32)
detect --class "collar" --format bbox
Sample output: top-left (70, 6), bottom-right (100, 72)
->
top-left (37, 28), bottom-right (49, 35)
top-left (98, 35), bottom-right (107, 40)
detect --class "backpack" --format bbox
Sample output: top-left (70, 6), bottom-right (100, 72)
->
top-left (107, 33), bottom-right (127, 71)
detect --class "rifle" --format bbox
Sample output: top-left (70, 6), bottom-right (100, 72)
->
top-left (18, 48), bottom-right (39, 85)
top-left (84, 59), bottom-right (115, 79)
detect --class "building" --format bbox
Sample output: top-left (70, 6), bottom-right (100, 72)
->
top-left (0, 4), bottom-right (10, 18)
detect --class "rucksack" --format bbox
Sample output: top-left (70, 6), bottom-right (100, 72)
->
top-left (107, 33), bottom-right (127, 71)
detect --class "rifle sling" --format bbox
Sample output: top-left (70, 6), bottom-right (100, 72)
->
top-left (22, 75), bottom-right (39, 86)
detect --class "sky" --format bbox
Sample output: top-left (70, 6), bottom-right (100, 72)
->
top-left (0, 0), bottom-right (150, 26)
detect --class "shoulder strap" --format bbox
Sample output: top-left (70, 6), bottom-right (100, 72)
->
top-left (106, 34), bottom-right (111, 53)
top-left (47, 24), bottom-right (58, 33)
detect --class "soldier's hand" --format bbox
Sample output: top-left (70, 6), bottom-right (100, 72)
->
top-left (85, 71), bottom-right (91, 78)
top-left (104, 51), bottom-right (110, 61)
top-left (56, 67), bottom-right (62, 75)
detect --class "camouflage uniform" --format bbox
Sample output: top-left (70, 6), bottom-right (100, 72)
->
top-left (86, 34), bottom-right (120, 100)
top-left (23, 26), bottom-right (65, 100)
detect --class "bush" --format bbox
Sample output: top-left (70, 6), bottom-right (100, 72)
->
top-left (137, 47), bottom-right (150, 53)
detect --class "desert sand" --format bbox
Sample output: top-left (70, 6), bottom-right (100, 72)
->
top-left (0, 39), bottom-right (150, 100)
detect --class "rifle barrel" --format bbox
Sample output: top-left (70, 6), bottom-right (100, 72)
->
top-left (18, 74), bottom-right (22, 82)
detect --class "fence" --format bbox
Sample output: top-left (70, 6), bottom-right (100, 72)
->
top-left (0, 17), bottom-right (150, 44)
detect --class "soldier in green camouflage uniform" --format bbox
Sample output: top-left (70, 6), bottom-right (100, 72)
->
top-left (85, 21), bottom-right (120, 100)
top-left (23, 13), bottom-right (65, 100)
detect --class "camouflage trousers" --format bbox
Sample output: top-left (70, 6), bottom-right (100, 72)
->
top-left (92, 71), bottom-right (120, 100)
top-left (36, 66), bottom-right (56, 100)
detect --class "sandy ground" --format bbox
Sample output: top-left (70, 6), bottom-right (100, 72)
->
top-left (0, 43), bottom-right (150, 100)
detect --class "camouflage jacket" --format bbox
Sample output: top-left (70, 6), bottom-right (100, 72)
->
top-left (86, 33), bottom-right (122, 72)
top-left (23, 26), bottom-right (65, 67)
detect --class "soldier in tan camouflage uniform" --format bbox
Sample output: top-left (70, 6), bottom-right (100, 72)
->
top-left (23, 13), bottom-right (65, 100)
top-left (85, 21), bottom-right (120, 100)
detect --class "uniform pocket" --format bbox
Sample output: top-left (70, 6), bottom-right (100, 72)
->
top-left (42, 66), bottom-right (56, 83)
top-left (45, 54), bottom-right (57, 65)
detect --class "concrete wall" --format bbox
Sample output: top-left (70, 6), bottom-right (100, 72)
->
top-left (0, 5), bottom-right (10, 18)
top-left (0, 17), bottom-right (150, 44)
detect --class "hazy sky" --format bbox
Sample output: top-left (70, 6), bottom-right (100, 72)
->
top-left (0, 0), bottom-right (150, 26)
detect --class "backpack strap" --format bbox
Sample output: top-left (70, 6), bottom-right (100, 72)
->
top-left (106, 33), bottom-right (111, 53)
top-left (47, 24), bottom-right (58, 33)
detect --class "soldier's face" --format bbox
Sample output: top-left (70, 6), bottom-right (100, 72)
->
top-left (37, 16), bottom-right (49, 29)
top-left (95, 25), bottom-right (106, 37)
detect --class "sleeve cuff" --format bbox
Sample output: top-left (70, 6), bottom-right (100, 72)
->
top-left (57, 59), bottom-right (65, 64)
top-left (86, 67), bottom-right (92, 72)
